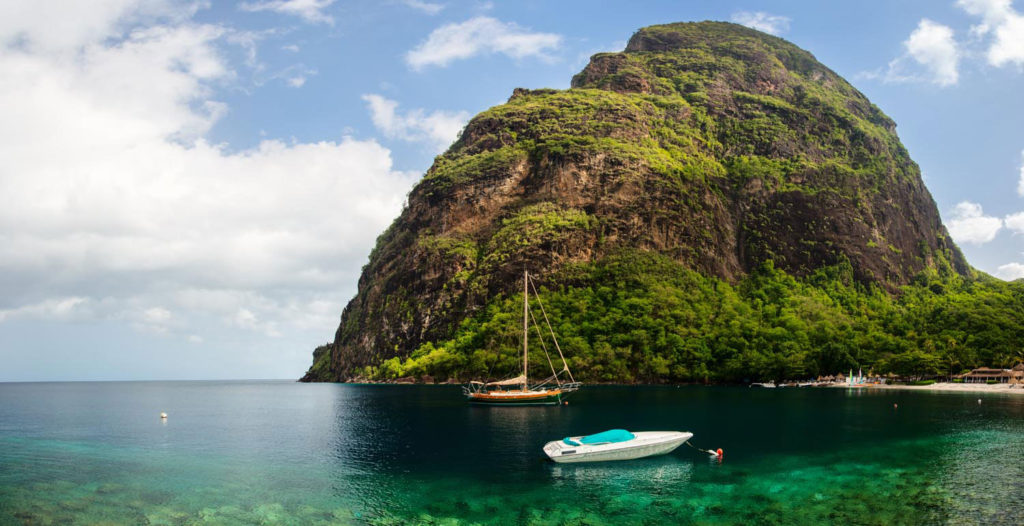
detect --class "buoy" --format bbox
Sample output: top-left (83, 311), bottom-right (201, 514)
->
top-left (716, 448), bottom-right (724, 458)
top-left (563, 401), bottom-right (569, 406)
top-left (977, 399), bottom-right (982, 404)
top-left (893, 403), bottom-right (898, 409)
top-left (160, 412), bottom-right (167, 419)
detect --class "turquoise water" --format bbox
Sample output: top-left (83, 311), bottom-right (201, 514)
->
top-left (0, 382), bottom-right (1021, 525)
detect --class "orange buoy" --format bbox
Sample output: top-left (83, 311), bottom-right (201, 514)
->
top-left (563, 401), bottom-right (569, 405)
top-left (716, 448), bottom-right (723, 458)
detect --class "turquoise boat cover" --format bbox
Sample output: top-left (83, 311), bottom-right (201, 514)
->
top-left (563, 429), bottom-right (635, 446)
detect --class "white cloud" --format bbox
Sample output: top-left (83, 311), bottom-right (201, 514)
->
top-left (232, 308), bottom-right (281, 337)
top-left (1004, 211), bottom-right (1024, 233)
top-left (886, 19), bottom-right (960, 86)
top-left (947, 202), bottom-right (1003, 244)
top-left (133, 306), bottom-right (176, 334)
top-left (0, 297), bottom-right (89, 323)
top-left (402, 0), bottom-right (445, 15)
top-left (730, 11), bottom-right (791, 35)
top-left (142, 307), bottom-right (172, 323)
top-left (282, 44), bottom-right (300, 52)
top-left (0, 0), bottom-right (201, 53)
top-left (239, 0), bottom-right (335, 25)
top-left (1018, 150), bottom-right (1024, 195)
top-left (362, 94), bottom-right (468, 152)
top-left (957, 0), bottom-right (1024, 67)
top-left (995, 262), bottom-right (1024, 280)
top-left (256, 63), bottom-right (318, 88)
top-left (406, 16), bottom-right (561, 70)
top-left (0, 2), bottom-right (415, 345)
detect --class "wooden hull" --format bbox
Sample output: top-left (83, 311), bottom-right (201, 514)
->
top-left (466, 389), bottom-right (562, 406)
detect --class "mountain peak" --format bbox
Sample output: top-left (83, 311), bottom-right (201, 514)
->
top-left (303, 21), bottom-right (973, 383)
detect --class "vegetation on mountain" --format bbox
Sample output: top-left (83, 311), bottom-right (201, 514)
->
top-left (354, 251), bottom-right (1024, 383)
top-left (302, 22), bottom-right (1020, 384)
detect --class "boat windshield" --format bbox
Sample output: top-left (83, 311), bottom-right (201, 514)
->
top-left (564, 429), bottom-right (636, 446)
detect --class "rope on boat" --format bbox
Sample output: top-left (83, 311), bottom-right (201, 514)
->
top-left (528, 275), bottom-right (575, 383)
top-left (684, 440), bottom-right (722, 457)
top-left (527, 305), bottom-right (560, 382)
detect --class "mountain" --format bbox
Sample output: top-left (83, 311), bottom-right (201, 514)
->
top-left (302, 22), bottom-right (1023, 383)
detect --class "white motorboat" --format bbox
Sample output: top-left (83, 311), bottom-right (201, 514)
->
top-left (543, 429), bottom-right (693, 463)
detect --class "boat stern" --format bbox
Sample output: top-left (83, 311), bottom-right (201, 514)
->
top-left (543, 440), bottom-right (576, 462)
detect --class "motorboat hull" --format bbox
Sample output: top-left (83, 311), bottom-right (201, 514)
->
top-left (543, 431), bottom-right (692, 463)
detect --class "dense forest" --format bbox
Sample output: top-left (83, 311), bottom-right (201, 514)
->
top-left (341, 250), bottom-right (1024, 383)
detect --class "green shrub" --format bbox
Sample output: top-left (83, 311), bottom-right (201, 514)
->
top-left (910, 379), bottom-right (935, 386)
top-left (986, 379), bottom-right (999, 385)
top-left (952, 378), bottom-right (963, 383)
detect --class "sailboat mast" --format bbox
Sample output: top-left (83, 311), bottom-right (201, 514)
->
top-left (523, 269), bottom-right (529, 389)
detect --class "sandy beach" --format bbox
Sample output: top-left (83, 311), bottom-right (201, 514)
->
top-left (828, 382), bottom-right (1024, 394)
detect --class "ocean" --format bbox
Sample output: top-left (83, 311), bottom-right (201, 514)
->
top-left (1, 381), bottom-right (1021, 524)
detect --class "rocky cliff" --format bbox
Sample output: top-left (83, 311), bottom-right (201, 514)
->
top-left (302, 22), bottom-right (992, 383)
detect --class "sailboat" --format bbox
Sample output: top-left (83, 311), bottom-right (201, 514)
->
top-left (463, 270), bottom-right (581, 406)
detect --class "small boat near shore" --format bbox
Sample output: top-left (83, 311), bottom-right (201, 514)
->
top-left (463, 270), bottom-right (581, 406)
top-left (543, 429), bottom-right (693, 463)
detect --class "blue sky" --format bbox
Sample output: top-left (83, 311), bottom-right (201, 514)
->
top-left (1, 0), bottom-right (1023, 381)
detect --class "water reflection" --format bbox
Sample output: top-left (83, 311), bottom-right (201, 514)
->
top-left (549, 456), bottom-right (693, 490)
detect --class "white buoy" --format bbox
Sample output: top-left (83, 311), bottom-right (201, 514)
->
top-left (160, 412), bottom-right (168, 419)
top-left (977, 399), bottom-right (982, 404)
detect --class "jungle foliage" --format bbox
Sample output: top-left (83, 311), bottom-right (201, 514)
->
top-left (364, 251), bottom-right (1024, 383)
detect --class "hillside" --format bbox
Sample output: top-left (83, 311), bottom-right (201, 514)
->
top-left (302, 22), bottom-right (1023, 383)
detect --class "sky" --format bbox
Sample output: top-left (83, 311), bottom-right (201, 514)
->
top-left (1, 0), bottom-right (1023, 382)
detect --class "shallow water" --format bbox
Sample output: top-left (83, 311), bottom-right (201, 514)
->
top-left (0, 381), bottom-right (1021, 525)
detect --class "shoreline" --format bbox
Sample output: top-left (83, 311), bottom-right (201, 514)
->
top-left (339, 379), bottom-right (1024, 395)
top-left (826, 382), bottom-right (1024, 395)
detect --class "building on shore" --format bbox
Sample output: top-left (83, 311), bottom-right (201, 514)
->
top-left (962, 367), bottom-right (1014, 384)
top-left (1012, 364), bottom-right (1024, 386)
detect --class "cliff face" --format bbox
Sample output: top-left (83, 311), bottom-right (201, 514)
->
top-left (302, 22), bottom-right (968, 382)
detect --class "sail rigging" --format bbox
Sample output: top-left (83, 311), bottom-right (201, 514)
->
top-left (462, 269), bottom-right (581, 405)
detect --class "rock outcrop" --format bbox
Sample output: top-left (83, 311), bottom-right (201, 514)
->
top-left (302, 22), bottom-right (968, 382)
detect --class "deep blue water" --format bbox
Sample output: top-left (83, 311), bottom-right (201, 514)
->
top-left (0, 381), bottom-right (1021, 524)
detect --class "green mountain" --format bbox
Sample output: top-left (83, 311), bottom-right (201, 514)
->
top-left (302, 22), bottom-right (1024, 383)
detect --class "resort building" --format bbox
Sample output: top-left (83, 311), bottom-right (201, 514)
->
top-left (962, 367), bottom-right (1014, 384)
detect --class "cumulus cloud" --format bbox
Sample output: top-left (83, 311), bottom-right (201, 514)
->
top-left (995, 262), bottom-right (1024, 280)
top-left (1005, 211), bottom-right (1024, 233)
top-left (730, 11), bottom-right (791, 35)
top-left (947, 202), bottom-right (1003, 244)
top-left (885, 19), bottom-right (960, 86)
top-left (406, 16), bottom-right (561, 70)
top-left (1018, 150), bottom-right (1024, 195)
top-left (402, 0), bottom-right (445, 15)
top-left (362, 94), bottom-right (468, 152)
top-left (239, 0), bottom-right (335, 25)
top-left (0, 1), bottom-right (415, 347)
top-left (957, 0), bottom-right (1024, 67)
top-left (0, 297), bottom-right (90, 324)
